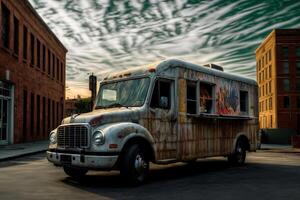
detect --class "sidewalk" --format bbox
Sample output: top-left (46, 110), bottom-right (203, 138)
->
top-left (260, 143), bottom-right (300, 153)
top-left (0, 140), bottom-right (48, 161)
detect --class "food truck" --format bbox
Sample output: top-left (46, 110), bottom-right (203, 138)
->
top-left (47, 59), bottom-right (258, 184)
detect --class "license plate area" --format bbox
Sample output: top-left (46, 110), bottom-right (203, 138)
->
top-left (60, 155), bottom-right (72, 165)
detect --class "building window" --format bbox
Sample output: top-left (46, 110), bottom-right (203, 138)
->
top-left (1, 3), bottom-right (10, 49)
top-left (200, 82), bottom-right (214, 113)
top-left (23, 90), bottom-right (28, 137)
top-left (240, 91), bottom-right (248, 113)
top-left (23, 26), bottom-right (28, 60)
top-left (269, 65), bottom-right (271, 78)
top-left (269, 81), bottom-right (271, 93)
top-left (13, 16), bottom-right (19, 55)
top-left (283, 96), bottom-right (290, 108)
top-left (30, 93), bottom-right (35, 135)
top-left (37, 39), bottom-right (40, 68)
top-left (270, 115), bottom-right (272, 128)
top-left (262, 85), bottom-right (264, 96)
top-left (48, 50), bottom-right (51, 75)
top-left (296, 79), bottom-right (300, 91)
top-left (42, 97), bottom-right (46, 136)
top-left (283, 79), bottom-right (290, 91)
top-left (269, 97), bottom-right (272, 110)
top-left (283, 62), bottom-right (289, 74)
top-left (282, 47), bottom-right (288, 59)
top-left (269, 50), bottom-right (272, 61)
top-left (47, 98), bottom-right (51, 132)
top-left (296, 47), bottom-right (300, 58)
top-left (36, 95), bottom-right (40, 135)
top-left (52, 54), bottom-right (55, 78)
top-left (186, 82), bottom-right (197, 114)
top-left (56, 58), bottom-right (59, 81)
top-left (30, 33), bottom-right (35, 66)
top-left (60, 62), bottom-right (63, 83)
top-left (42, 45), bottom-right (46, 71)
top-left (297, 97), bottom-right (300, 108)
top-left (52, 100), bottom-right (55, 129)
top-left (297, 62), bottom-right (300, 74)
top-left (150, 80), bottom-right (172, 109)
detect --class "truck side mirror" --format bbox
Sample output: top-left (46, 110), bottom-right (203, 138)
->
top-left (159, 96), bottom-right (169, 109)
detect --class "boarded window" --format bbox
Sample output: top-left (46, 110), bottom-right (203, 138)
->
top-left (200, 83), bottom-right (214, 113)
top-left (150, 80), bottom-right (171, 109)
top-left (240, 91), bottom-right (248, 113)
top-left (1, 3), bottom-right (10, 49)
top-left (186, 82), bottom-right (197, 114)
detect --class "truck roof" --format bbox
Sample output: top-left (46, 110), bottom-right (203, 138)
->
top-left (103, 59), bottom-right (257, 86)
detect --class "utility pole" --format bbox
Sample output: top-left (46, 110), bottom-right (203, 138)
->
top-left (89, 73), bottom-right (97, 111)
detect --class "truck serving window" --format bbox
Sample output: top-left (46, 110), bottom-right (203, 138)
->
top-left (186, 82), bottom-right (197, 114)
top-left (96, 78), bottom-right (150, 108)
top-left (200, 82), bottom-right (214, 114)
top-left (150, 80), bottom-right (171, 109)
top-left (240, 90), bottom-right (249, 113)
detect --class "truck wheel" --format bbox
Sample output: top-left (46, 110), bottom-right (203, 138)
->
top-left (63, 166), bottom-right (88, 179)
top-left (228, 139), bottom-right (246, 165)
top-left (120, 144), bottom-right (149, 184)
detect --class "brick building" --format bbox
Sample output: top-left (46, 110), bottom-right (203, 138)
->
top-left (0, 0), bottom-right (67, 145)
top-left (255, 29), bottom-right (300, 134)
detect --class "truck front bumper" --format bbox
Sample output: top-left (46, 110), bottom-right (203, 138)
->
top-left (46, 151), bottom-right (119, 170)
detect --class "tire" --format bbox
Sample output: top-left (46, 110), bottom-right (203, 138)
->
top-left (228, 139), bottom-right (246, 165)
top-left (63, 166), bottom-right (88, 179)
top-left (120, 144), bottom-right (149, 185)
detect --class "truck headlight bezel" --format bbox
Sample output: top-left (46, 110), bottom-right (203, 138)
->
top-left (93, 130), bottom-right (105, 145)
top-left (49, 132), bottom-right (57, 145)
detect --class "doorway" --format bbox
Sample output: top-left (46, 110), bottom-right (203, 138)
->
top-left (0, 81), bottom-right (12, 145)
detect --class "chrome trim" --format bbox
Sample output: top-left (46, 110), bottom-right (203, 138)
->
top-left (57, 123), bottom-right (91, 149)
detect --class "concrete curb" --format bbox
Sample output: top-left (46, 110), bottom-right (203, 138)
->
top-left (0, 149), bottom-right (47, 162)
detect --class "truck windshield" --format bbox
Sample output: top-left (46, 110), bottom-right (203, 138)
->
top-left (95, 77), bottom-right (150, 109)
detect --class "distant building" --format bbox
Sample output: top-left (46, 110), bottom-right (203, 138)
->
top-left (65, 99), bottom-right (77, 117)
top-left (0, 0), bottom-right (67, 145)
top-left (255, 29), bottom-right (300, 134)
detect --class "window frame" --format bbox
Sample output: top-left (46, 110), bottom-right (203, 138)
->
top-left (186, 80), bottom-right (198, 115)
top-left (240, 90), bottom-right (249, 114)
top-left (150, 78), bottom-right (174, 110)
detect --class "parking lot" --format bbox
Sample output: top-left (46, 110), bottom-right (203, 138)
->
top-left (0, 149), bottom-right (299, 200)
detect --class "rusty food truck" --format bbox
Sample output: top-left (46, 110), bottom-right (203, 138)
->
top-left (47, 59), bottom-right (258, 184)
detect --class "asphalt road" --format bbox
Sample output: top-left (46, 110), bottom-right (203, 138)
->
top-left (0, 150), bottom-right (299, 200)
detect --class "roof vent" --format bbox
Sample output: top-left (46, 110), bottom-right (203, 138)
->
top-left (203, 63), bottom-right (224, 71)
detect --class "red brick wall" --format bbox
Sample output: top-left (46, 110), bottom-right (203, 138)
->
top-left (0, 0), bottom-right (67, 144)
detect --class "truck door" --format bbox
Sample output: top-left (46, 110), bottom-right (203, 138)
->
top-left (149, 78), bottom-right (177, 160)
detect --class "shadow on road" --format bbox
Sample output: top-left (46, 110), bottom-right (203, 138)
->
top-left (62, 158), bottom-right (234, 188)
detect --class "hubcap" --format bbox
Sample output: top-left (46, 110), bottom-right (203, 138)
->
top-left (134, 154), bottom-right (148, 175)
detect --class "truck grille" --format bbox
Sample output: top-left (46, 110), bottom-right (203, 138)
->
top-left (57, 125), bottom-right (89, 148)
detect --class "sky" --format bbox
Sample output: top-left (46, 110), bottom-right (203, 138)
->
top-left (28, 0), bottom-right (300, 98)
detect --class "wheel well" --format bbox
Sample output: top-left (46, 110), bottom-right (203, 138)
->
top-left (237, 135), bottom-right (250, 151)
top-left (120, 137), bottom-right (155, 162)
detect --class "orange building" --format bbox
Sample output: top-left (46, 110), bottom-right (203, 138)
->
top-left (255, 29), bottom-right (300, 135)
top-left (0, 0), bottom-right (67, 144)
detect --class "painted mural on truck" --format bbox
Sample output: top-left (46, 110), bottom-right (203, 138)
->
top-left (216, 79), bottom-right (240, 115)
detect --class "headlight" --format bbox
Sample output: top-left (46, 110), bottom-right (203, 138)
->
top-left (93, 130), bottom-right (105, 145)
top-left (49, 132), bottom-right (57, 144)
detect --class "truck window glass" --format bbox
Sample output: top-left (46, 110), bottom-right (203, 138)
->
top-left (200, 83), bottom-right (214, 113)
top-left (150, 80), bottom-right (171, 109)
top-left (96, 78), bottom-right (150, 108)
top-left (187, 82), bottom-right (197, 114)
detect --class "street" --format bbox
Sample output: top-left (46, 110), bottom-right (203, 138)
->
top-left (0, 150), bottom-right (300, 200)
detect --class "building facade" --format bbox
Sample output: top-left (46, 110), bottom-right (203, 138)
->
top-left (256, 29), bottom-right (300, 132)
top-left (0, 0), bottom-right (67, 145)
